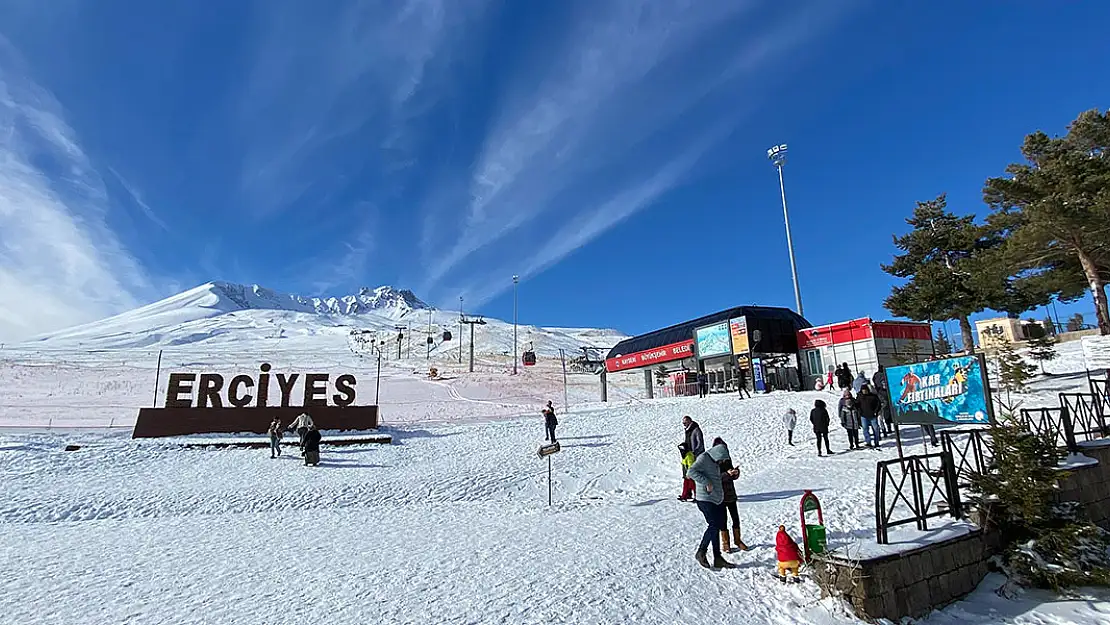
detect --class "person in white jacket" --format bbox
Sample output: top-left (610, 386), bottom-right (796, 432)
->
top-left (783, 408), bottom-right (797, 446)
top-left (288, 413), bottom-right (316, 455)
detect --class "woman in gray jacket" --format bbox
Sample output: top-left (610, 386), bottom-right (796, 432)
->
top-left (686, 442), bottom-right (738, 569)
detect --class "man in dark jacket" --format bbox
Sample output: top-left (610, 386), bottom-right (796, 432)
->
top-left (682, 416), bottom-right (705, 457)
top-left (836, 363), bottom-right (854, 390)
top-left (543, 401), bottom-right (558, 442)
top-left (697, 372), bottom-right (709, 398)
top-left (736, 367), bottom-right (751, 399)
top-left (810, 400), bottom-right (832, 456)
top-left (857, 385), bottom-right (883, 448)
top-left (302, 426), bottom-right (322, 467)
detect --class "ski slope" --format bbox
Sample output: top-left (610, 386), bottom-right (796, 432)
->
top-left (2, 383), bottom-right (1108, 624)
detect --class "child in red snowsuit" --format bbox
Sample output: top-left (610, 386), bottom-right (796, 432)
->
top-left (678, 443), bottom-right (696, 501)
top-left (776, 525), bottom-right (802, 579)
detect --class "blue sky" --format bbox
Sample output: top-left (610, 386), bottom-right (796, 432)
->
top-left (0, 1), bottom-right (1107, 341)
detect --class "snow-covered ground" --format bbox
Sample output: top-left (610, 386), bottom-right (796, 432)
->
top-left (2, 302), bottom-right (1108, 623)
top-left (3, 384), bottom-right (1108, 624)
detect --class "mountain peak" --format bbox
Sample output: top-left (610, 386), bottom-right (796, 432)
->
top-left (205, 281), bottom-right (429, 318)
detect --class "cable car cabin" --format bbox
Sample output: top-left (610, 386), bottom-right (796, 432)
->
top-left (522, 351), bottom-right (537, 366)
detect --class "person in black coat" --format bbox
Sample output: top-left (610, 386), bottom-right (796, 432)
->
top-left (810, 399), bottom-right (833, 456)
top-left (302, 426), bottom-right (322, 466)
top-left (857, 384), bottom-right (883, 448)
top-left (543, 401), bottom-right (558, 443)
top-left (836, 363), bottom-right (854, 390)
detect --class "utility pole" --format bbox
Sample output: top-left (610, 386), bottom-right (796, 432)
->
top-left (767, 143), bottom-right (804, 317)
top-left (459, 296), bottom-right (464, 365)
top-left (462, 316), bottom-right (487, 373)
top-left (394, 325), bottom-right (404, 360)
top-left (426, 308), bottom-right (433, 360)
top-left (513, 275), bottom-right (520, 375)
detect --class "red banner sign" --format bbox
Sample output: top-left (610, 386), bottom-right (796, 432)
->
top-left (605, 340), bottom-right (694, 372)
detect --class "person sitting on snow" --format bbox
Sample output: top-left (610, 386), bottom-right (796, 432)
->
top-left (775, 525), bottom-right (802, 581)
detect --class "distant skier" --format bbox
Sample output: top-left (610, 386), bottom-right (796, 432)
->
top-left (302, 425), bottom-right (321, 467)
top-left (686, 441), bottom-right (737, 569)
top-left (682, 416), bottom-right (705, 457)
top-left (839, 390), bottom-right (862, 450)
top-left (810, 399), bottom-right (832, 457)
top-left (267, 417), bottom-right (283, 459)
top-left (542, 401), bottom-right (558, 443)
top-left (783, 408), bottom-right (797, 446)
top-left (288, 412), bottom-right (316, 456)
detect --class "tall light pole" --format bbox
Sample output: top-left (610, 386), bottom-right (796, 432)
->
top-left (512, 275), bottom-right (520, 375)
top-left (459, 296), bottom-right (464, 365)
top-left (767, 143), bottom-right (803, 317)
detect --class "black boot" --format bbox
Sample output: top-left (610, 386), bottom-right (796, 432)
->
top-left (695, 549), bottom-right (711, 569)
top-left (713, 554), bottom-right (737, 569)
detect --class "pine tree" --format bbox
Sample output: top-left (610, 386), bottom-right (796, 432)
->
top-left (971, 422), bottom-right (1110, 591)
top-left (995, 340), bottom-right (1037, 394)
top-left (934, 328), bottom-right (954, 355)
top-left (1067, 313), bottom-right (1086, 332)
top-left (984, 109), bottom-right (1110, 336)
top-left (1025, 324), bottom-right (1058, 374)
top-left (882, 195), bottom-right (1046, 351)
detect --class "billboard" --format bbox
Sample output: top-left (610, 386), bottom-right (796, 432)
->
top-left (884, 354), bottom-right (993, 426)
top-left (695, 322), bottom-right (732, 359)
top-left (730, 317), bottom-right (749, 355)
top-left (605, 339), bottom-right (694, 372)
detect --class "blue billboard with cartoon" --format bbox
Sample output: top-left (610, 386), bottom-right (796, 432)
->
top-left (884, 354), bottom-right (994, 426)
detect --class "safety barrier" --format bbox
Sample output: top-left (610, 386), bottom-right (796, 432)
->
top-left (874, 451), bottom-right (962, 544)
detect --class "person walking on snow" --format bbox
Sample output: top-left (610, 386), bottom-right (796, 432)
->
top-left (825, 366), bottom-right (835, 392)
top-left (686, 442), bottom-right (737, 569)
top-left (288, 412), bottom-right (316, 456)
top-left (712, 437), bottom-right (749, 552)
top-left (783, 408), bottom-right (797, 446)
top-left (267, 417), bottom-right (283, 459)
top-left (542, 401), bottom-right (558, 443)
top-left (852, 372), bottom-right (869, 395)
top-left (856, 384), bottom-right (883, 449)
top-left (302, 425), bottom-right (322, 467)
top-left (810, 399), bottom-right (833, 456)
top-left (839, 390), bottom-right (862, 450)
top-left (736, 367), bottom-right (751, 399)
top-left (682, 416), bottom-right (705, 458)
top-left (678, 443), bottom-right (696, 501)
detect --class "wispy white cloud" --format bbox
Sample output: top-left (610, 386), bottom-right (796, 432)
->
top-left (420, 0), bottom-right (856, 307)
top-left (0, 37), bottom-right (151, 341)
top-left (237, 0), bottom-right (487, 218)
top-left (107, 166), bottom-right (169, 231)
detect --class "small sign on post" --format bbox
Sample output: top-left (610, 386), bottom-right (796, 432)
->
top-left (799, 490), bottom-right (826, 562)
top-left (537, 442), bottom-right (561, 506)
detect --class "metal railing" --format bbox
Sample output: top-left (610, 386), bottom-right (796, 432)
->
top-left (875, 451), bottom-right (963, 544)
top-left (1019, 406), bottom-right (1076, 451)
top-left (940, 428), bottom-right (994, 494)
top-left (1090, 377), bottom-right (1109, 419)
top-left (1059, 392), bottom-right (1109, 441)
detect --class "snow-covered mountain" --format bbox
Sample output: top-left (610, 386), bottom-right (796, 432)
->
top-left (23, 281), bottom-right (626, 356)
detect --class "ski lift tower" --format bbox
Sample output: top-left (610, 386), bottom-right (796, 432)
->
top-left (461, 315), bottom-right (487, 373)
